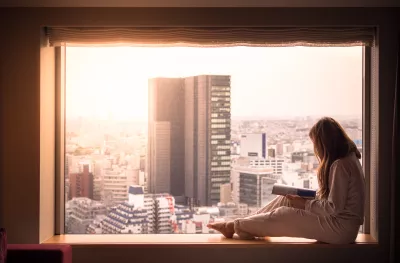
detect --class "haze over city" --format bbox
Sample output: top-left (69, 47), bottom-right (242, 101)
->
top-left (66, 46), bottom-right (362, 121)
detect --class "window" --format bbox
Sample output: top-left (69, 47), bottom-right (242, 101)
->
top-left (63, 45), bottom-right (364, 235)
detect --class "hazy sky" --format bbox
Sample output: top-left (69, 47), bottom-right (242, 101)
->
top-left (66, 46), bottom-right (363, 121)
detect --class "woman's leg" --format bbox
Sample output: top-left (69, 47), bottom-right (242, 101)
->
top-left (207, 195), bottom-right (291, 238)
top-left (234, 206), bottom-right (360, 244)
top-left (254, 195), bottom-right (292, 214)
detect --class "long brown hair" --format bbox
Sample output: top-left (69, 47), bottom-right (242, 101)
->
top-left (309, 117), bottom-right (361, 199)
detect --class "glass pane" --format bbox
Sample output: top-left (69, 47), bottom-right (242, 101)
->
top-left (64, 46), bottom-right (363, 234)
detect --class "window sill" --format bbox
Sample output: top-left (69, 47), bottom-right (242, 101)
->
top-left (43, 234), bottom-right (377, 248)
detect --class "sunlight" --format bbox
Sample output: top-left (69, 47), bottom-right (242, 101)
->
top-left (64, 45), bottom-right (364, 235)
top-left (66, 46), bottom-right (363, 121)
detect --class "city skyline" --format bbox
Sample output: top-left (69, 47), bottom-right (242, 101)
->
top-left (64, 46), bottom-right (364, 234)
top-left (64, 115), bottom-right (363, 234)
top-left (66, 46), bottom-right (363, 121)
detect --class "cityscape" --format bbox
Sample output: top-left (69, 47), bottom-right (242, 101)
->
top-left (64, 46), bottom-right (363, 235)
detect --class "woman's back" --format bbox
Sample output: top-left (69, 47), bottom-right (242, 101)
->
top-left (331, 152), bottom-right (365, 224)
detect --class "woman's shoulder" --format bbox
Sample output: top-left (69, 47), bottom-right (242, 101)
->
top-left (331, 153), bottom-right (360, 174)
top-left (331, 158), bottom-right (346, 172)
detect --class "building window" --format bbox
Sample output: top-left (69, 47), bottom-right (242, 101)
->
top-left (211, 134), bottom-right (226, 139)
top-left (211, 119), bottom-right (227, 123)
top-left (63, 45), bottom-right (364, 235)
top-left (211, 124), bottom-right (227, 128)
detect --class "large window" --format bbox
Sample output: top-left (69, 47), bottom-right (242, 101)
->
top-left (63, 46), bottom-right (363, 234)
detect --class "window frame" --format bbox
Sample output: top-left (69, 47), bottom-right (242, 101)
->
top-left (362, 46), bottom-right (372, 235)
top-left (55, 45), bottom-right (66, 235)
top-left (54, 40), bottom-right (375, 240)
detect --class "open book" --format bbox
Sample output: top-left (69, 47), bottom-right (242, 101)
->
top-left (271, 184), bottom-right (316, 199)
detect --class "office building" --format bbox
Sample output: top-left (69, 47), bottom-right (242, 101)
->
top-left (65, 197), bottom-right (106, 234)
top-left (185, 75), bottom-right (231, 205)
top-left (237, 168), bottom-right (280, 208)
top-left (149, 75), bottom-right (231, 206)
top-left (69, 164), bottom-right (94, 200)
top-left (231, 165), bottom-right (280, 207)
top-left (249, 158), bottom-right (285, 175)
top-left (220, 183), bottom-right (232, 204)
top-left (148, 78), bottom-right (185, 197)
top-left (102, 166), bottom-right (134, 204)
top-left (240, 133), bottom-right (267, 158)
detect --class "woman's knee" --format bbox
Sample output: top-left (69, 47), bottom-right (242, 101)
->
top-left (276, 195), bottom-right (292, 207)
top-left (276, 195), bottom-right (289, 203)
top-left (270, 206), bottom-right (293, 218)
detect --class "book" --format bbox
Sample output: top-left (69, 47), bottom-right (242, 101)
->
top-left (271, 184), bottom-right (316, 199)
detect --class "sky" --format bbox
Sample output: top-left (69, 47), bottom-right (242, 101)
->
top-left (66, 46), bottom-right (363, 121)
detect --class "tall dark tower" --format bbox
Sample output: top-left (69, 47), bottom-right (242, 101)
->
top-left (184, 75), bottom-right (231, 205)
top-left (148, 78), bottom-right (185, 197)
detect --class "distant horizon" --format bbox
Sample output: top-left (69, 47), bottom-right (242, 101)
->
top-left (66, 114), bottom-right (362, 122)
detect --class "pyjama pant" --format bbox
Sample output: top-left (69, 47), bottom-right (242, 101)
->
top-left (233, 196), bottom-right (360, 244)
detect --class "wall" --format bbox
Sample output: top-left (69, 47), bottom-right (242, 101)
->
top-left (0, 7), bottom-right (398, 263)
top-left (0, 21), bottom-right (41, 244)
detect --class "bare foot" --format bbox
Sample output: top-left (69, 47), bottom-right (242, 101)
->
top-left (207, 221), bottom-right (235, 238)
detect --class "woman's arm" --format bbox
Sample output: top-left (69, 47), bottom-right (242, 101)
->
top-left (304, 160), bottom-right (350, 216)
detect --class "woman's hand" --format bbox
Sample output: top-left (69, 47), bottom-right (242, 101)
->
top-left (286, 195), bottom-right (307, 210)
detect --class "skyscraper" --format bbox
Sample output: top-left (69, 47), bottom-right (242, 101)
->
top-left (185, 75), bottom-right (231, 205)
top-left (148, 75), bottom-right (231, 206)
top-left (148, 78), bottom-right (185, 196)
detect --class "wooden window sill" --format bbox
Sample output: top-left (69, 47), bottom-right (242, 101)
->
top-left (42, 234), bottom-right (377, 248)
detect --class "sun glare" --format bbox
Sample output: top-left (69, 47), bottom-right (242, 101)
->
top-left (66, 46), bottom-right (363, 121)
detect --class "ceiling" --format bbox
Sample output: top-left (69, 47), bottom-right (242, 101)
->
top-left (0, 0), bottom-right (399, 7)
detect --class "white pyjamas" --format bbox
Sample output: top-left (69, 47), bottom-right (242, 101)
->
top-left (233, 153), bottom-right (365, 244)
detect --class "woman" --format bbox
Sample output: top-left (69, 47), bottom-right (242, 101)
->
top-left (208, 117), bottom-right (365, 244)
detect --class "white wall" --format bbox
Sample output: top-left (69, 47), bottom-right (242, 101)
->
top-left (0, 0), bottom-right (399, 7)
